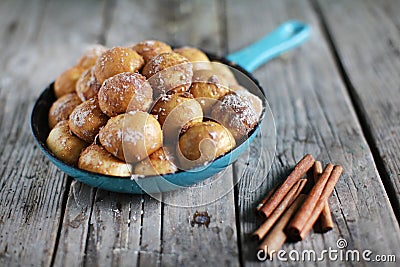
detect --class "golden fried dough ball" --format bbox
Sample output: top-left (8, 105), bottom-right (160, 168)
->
top-left (76, 44), bottom-right (107, 70)
top-left (48, 93), bottom-right (82, 129)
top-left (131, 40), bottom-right (172, 63)
top-left (99, 112), bottom-right (162, 163)
top-left (94, 46), bottom-right (144, 84)
top-left (75, 67), bottom-right (101, 101)
top-left (142, 52), bottom-right (193, 97)
top-left (189, 69), bottom-right (230, 115)
top-left (211, 61), bottom-right (238, 86)
top-left (134, 146), bottom-right (178, 176)
top-left (68, 98), bottom-right (109, 143)
top-left (211, 93), bottom-right (259, 141)
top-left (174, 46), bottom-right (211, 71)
top-left (97, 72), bottom-right (153, 117)
top-left (46, 121), bottom-right (87, 165)
top-left (177, 121), bottom-right (235, 169)
top-left (151, 92), bottom-right (203, 141)
top-left (230, 84), bottom-right (263, 119)
top-left (54, 66), bottom-right (85, 98)
top-left (78, 144), bottom-right (132, 177)
top-left (142, 52), bottom-right (190, 77)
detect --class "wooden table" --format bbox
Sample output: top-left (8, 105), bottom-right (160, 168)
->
top-left (1, 0), bottom-right (399, 266)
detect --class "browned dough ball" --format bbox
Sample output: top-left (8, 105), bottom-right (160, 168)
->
top-left (98, 72), bottom-right (153, 117)
top-left (54, 66), bottom-right (85, 98)
top-left (131, 40), bottom-right (172, 63)
top-left (142, 52), bottom-right (193, 97)
top-left (189, 69), bottom-right (231, 115)
top-left (76, 44), bottom-right (107, 70)
top-left (174, 46), bottom-right (211, 71)
top-left (210, 93), bottom-right (259, 141)
top-left (151, 92), bottom-right (203, 142)
top-left (46, 121), bottom-right (87, 165)
top-left (177, 121), bottom-right (235, 169)
top-left (134, 146), bottom-right (178, 176)
top-left (68, 98), bottom-right (109, 143)
top-left (48, 93), bottom-right (82, 129)
top-left (78, 144), bottom-right (132, 177)
top-left (75, 67), bottom-right (101, 101)
top-left (94, 46), bottom-right (144, 84)
top-left (99, 112), bottom-right (163, 163)
top-left (229, 84), bottom-right (263, 119)
top-left (211, 61), bottom-right (238, 86)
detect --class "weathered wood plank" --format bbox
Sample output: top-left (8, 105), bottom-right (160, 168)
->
top-left (53, 0), bottom-right (220, 260)
top-left (83, 1), bottom-right (171, 266)
top-left (49, 0), bottom-right (167, 265)
top-left (0, 0), bottom-right (72, 266)
top-left (227, 0), bottom-right (400, 265)
top-left (83, 191), bottom-right (143, 267)
top-left (156, 0), bottom-right (240, 266)
top-left (53, 181), bottom-right (94, 267)
top-left (53, 1), bottom-right (202, 266)
top-left (4, 0), bottom-right (399, 266)
top-left (28, 0), bottom-right (115, 266)
top-left (137, 194), bottom-right (162, 267)
top-left (105, 0), bottom-right (222, 54)
top-left (160, 167), bottom-right (240, 267)
top-left (157, 0), bottom-right (224, 55)
top-left (316, 0), bottom-right (400, 218)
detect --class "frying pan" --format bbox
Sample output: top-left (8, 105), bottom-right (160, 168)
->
top-left (31, 21), bottom-right (310, 194)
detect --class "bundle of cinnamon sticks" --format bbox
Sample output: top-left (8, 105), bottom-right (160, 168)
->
top-left (253, 154), bottom-right (343, 258)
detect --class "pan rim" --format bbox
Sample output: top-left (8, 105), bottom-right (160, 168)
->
top-left (30, 53), bottom-right (267, 185)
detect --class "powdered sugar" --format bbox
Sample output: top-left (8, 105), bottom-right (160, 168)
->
top-left (220, 93), bottom-right (258, 126)
top-left (211, 93), bottom-right (259, 139)
top-left (123, 128), bottom-right (144, 145)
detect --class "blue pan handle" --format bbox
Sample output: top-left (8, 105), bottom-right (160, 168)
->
top-left (226, 20), bottom-right (310, 73)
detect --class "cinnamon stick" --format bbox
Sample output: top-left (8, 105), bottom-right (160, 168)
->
top-left (285, 163), bottom-right (334, 240)
top-left (254, 179), bottom-right (307, 240)
top-left (287, 165), bottom-right (343, 241)
top-left (260, 154), bottom-right (315, 218)
top-left (258, 194), bottom-right (306, 259)
top-left (313, 161), bottom-right (334, 232)
top-left (255, 186), bottom-right (277, 212)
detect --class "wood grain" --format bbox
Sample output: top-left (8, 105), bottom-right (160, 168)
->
top-left (157, 0), bottom-right (240, 266)
top-left (316, 0), bottom-right (400, 217)
top-left (227, 0), bottom-right (400, 265)
top-left (53, 181), bottom-right (94, 267)
top-left (84, 192), bottom-right (143, 266)
top-left (1, 0), bottom-right (400, 266)
top-left (160, 167), bottom-right (240, 266)
top-left (38, 0), bottom-right (115, 266)
top-left (54, 0), bottom-right (238, 266)
top-left (0, 0), bottom-right (75, 265)
top-left (54, 0), bottom-right (170, 266)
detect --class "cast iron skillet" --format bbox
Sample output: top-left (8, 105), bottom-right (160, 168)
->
top-left (31, 21), bottom-right (310, 194)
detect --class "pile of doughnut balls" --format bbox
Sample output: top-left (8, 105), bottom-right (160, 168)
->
top-left (46, 40), bottom-right (263, 177)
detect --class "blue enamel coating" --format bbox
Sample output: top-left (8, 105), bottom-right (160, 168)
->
top-left (31, 20), bottom-right (310, 194)
top-left (33, 122), bottom-right (258, 194)
top-left (31, 67), bottom-right (263, 194)
top-left (226, 21), bottom-right (310, 72)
